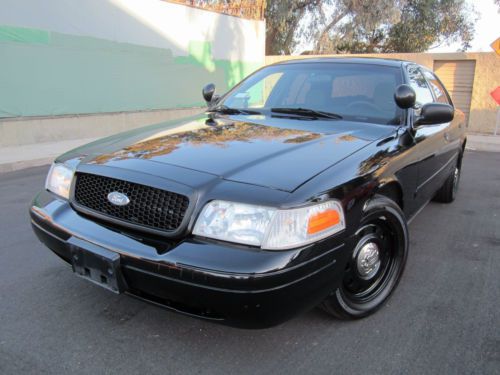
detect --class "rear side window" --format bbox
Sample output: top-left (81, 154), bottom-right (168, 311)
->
top-left (407, 65), bottom-right (434, 106)
top-left (422, 70), bottom-right (452, 105)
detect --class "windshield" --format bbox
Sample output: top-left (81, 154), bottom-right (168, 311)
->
top-left (220, 62), bottom-right (403, 125)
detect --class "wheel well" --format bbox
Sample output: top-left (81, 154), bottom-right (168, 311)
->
top-left (376, 182), bottom-right (403, 210)
top-left (459, 138), bottom-right (467, 168)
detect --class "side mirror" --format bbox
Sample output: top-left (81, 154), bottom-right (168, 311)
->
top-left (394, 84), bottom-right (416, 109)
top-left (416, 103), bottom-right (454, 126)
top-left (202, 83), bottom-right (216, 105)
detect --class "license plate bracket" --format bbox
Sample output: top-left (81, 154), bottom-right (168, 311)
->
top-left (69, 239), bottom-right (127, 294)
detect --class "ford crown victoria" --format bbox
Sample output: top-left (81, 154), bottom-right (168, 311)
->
top-left (30, 58), bottom-right (466, 328)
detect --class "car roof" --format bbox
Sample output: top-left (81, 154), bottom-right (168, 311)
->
top-left (271, 57), bottom-right (408, 68)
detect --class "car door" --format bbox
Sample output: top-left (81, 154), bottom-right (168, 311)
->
top-left (406, 64), bottom-right (452, 208)
top-left (421, 68), bottom-right (463, 175)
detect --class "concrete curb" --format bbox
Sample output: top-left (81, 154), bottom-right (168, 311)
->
top-left (0, 138), bottom-right (97, 174)
top-left (465, 134), bottom-right (500, 153)
top-left (0, 158), bottom-right (53, 174)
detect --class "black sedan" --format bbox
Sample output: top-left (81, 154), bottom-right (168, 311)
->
top-left (30, 58), bottom-right (466, 328)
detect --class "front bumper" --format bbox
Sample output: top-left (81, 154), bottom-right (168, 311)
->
top-left (30, 190), bottom-right (351, 328)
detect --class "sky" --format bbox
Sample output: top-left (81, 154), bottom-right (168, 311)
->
top-left (433, 0), bottom-right (500, 52)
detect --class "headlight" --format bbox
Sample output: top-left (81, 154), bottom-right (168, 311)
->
top-left (193, 200), bottom-right (345, 250)
top-left (192, 201), bottom-right (276, 246)
top-left (45, 163), bottom-right (74, 199)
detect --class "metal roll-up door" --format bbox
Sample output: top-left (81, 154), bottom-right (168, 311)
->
top-left (433, 60), bottom-right (476, 127)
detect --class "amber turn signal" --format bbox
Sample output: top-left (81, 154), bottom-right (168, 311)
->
top-left (307, 209), bottom-right (341, 234)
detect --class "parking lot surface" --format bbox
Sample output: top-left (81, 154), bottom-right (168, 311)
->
top-left (1, 150), bottom-right (499, 375)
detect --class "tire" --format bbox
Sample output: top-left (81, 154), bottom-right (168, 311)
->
top-left (433, 157), bottom-right (461, 203)
top-left (320, 195), bottom-right (409, 320)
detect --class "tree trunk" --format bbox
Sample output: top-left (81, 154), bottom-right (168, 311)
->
top-left (314, 10), bottom-right (349, 54)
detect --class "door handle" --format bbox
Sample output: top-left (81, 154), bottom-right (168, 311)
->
top-left (444, 132), bottom-right (451, 142)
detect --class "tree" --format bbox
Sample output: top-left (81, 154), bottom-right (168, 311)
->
top-left (384, 0), bottom-right (475, 52)
top-left (313, 0), bottom-right (404, 54)
top-left (265, 0), bottom-right (326, 55)
top-left (265, 0), bottom-right (476, 54)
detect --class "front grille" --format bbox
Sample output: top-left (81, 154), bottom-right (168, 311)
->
top-left (73, 173), bottom-right (189, 232)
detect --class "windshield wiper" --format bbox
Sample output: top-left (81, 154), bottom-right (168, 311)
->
top-left (207, 105), bottom-right (261, 115)
top-left (271, 107), bottom-right (342, 120)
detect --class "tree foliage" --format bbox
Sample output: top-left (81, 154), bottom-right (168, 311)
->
top-left (384, 0), bottom-right (475, 52)
top-left (265, 0), bottom-right (324, 55)
top-left (265, 0), bottom-right (476, 54)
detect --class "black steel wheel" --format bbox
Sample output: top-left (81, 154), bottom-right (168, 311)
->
top-left (320, 195), bottom-right (408, 319)
top-left (433, 158), bottom-right (461, 203)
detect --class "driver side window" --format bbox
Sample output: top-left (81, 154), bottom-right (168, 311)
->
top-left (422, 70), bottom-right (452, 105)
top-left (407, 66), bottom-right (434, 106)
top-left (224, 72), bottom-right (283, 109)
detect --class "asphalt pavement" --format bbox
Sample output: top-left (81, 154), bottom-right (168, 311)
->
top-left (0, 150), bottom-right (499, 375)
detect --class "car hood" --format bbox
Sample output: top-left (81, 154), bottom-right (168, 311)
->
top-left (65, 114), bottom-right (394, 192)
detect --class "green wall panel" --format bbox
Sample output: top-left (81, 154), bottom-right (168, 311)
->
top-left (0, 26), bottom-right (262, 118)
top-left (0, 25), bottom-right (50, 44)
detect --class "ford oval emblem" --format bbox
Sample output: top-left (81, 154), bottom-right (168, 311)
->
top-left (107, 191), bottom-right (130, 206)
